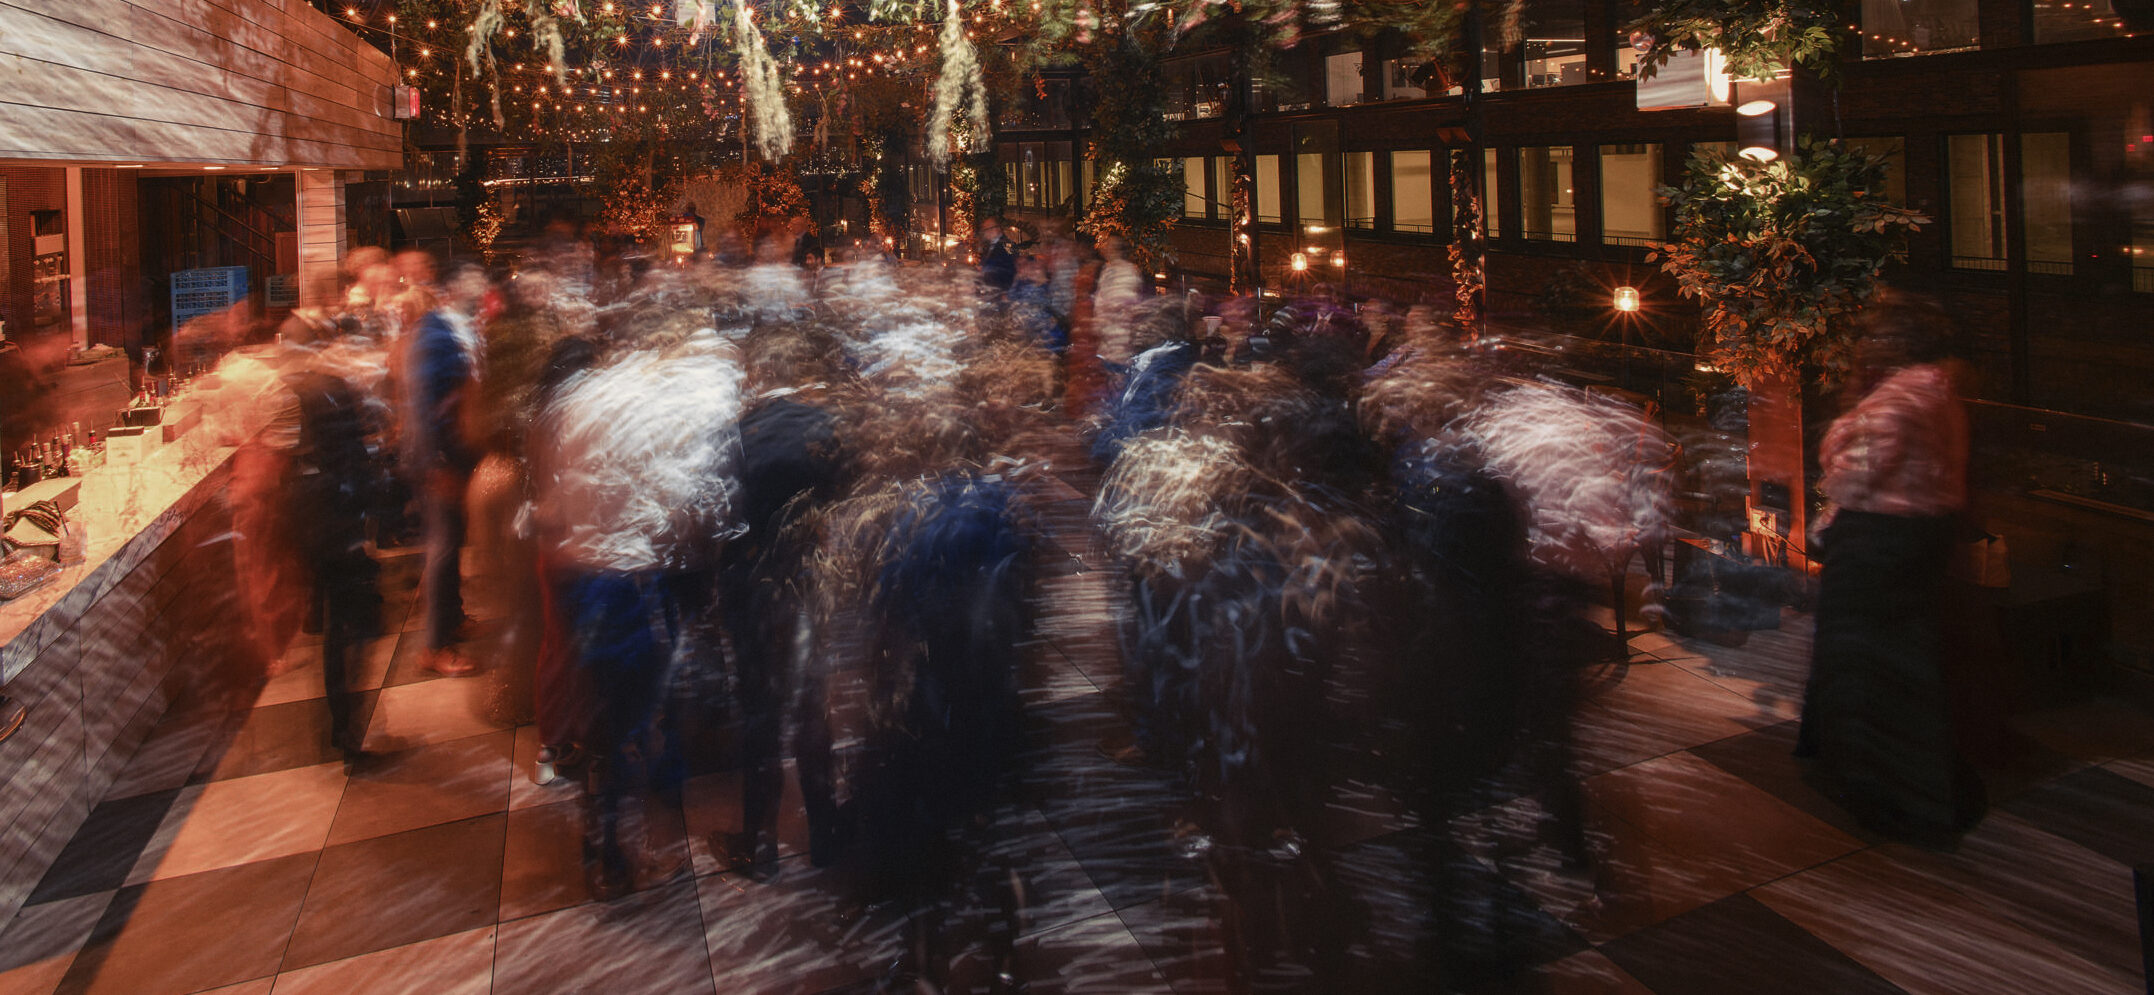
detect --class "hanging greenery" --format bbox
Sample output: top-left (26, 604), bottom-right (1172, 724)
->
top-left (1624, 1), bottom-right (1843, 81)
top-left (1650, 140), bottom-right (1925, 390)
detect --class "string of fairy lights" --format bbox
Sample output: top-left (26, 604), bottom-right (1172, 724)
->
top-left (330, 1), bottom-right (1048, 145)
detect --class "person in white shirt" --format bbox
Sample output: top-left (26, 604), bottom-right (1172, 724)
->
top-left (1091, 234), bottom-right (1145, 368)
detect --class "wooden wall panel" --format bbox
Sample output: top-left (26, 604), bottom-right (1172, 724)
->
top-left (0, 0), bottom-right (398, 170)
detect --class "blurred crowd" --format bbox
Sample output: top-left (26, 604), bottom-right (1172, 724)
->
top-left (173, 213), bottom-right (1976, 993)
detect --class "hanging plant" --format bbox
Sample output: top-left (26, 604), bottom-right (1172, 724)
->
top-left (1651, 140), bottom-right (1925, 390)
top-left (1625, 1), bottom-right (1842, 81)
top-left (926, 0), bottom-right (990, 169)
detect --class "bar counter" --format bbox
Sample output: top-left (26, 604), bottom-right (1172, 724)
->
top-left (0, 391), bottom-right (262, 924)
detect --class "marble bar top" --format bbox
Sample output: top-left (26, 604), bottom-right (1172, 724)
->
top-left (0, 430), bottom-right (238, 684)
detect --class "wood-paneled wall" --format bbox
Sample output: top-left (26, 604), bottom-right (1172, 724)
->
top-left (0, 0), bottom-right (399, 169)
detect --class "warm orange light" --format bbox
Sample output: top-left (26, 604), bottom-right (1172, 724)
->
top-left (1290, 252), bottom-right (1309, 272)
top-left (1613, 286), bottom-right (1642, 312)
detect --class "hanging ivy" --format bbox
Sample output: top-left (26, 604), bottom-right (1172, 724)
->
top-left (1651, 140), bottom-right (1925, 390)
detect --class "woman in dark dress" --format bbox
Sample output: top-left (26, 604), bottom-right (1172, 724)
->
top-left (1797, 297), bottom-right (1985, 847)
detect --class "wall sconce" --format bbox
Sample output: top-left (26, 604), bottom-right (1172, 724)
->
top-left (1612, 286), bottom-right (1642, 312)
top-left (1330, 250), bottom-right (1347, 269)
top-left (1290, 252), bottom-right (1309, 272)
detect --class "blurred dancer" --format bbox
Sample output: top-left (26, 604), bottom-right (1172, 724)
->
top-left (1798, 296), bottom-right (1984, 847)
top-left (1092, 234), bottom-right (1144, 370)
top-left (531, 327), bottom-right (745, 897)
top-left (712, 330), bottom-right (848, 878)
top-left (977, 217), bottom-right (1017, 294)
top-left (403, 262), bottom-right (490, 677)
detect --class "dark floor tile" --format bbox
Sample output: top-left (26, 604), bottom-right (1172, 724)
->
top-left (1003, 909), bottom-right (1174, 994)
top-left (0, 890), bottom-right (113, 994)
top-left (1598, 892), bottom-right (1907, 995)
top-left (199, 693), bottom-right (378, 783)
top-left (53, 853), bottom-right (316, 995)
top-left (1998, 765), bottom-right (2154, 870)
top-left (26, 791), bottom-right (183, 906)
top-left (1688, 721), bottom-right (1875, 841)
top-left (497, 879), bottom-right (713, 995)
top-left (697, 860), bottom-right (908, 995)
top-left (1115, 886), bottom-right (1232, 995)
top-left (326, 730), bottom-right (512, 845)
top-left (501, 799), bottom-right (595, 922)
top-left (1017, 693), bottom-right (1205, 910)
top-left (280, 813), bottom-right (506, 971)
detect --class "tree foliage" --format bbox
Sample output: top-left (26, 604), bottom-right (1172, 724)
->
top-left (1651, 140), bottom-right (1925, 390)
top-left (1623, 1), bottom-right (1843, 81)
top-left (1078, 25), bottom-right (1178, 270)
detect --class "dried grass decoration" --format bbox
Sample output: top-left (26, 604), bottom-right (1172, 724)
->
top-left (734, 1), bottom-right (796, 160)
top-left (927, 0), bottom-right (990, 168)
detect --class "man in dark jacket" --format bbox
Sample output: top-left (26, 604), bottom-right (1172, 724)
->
top-left (977, 217), bottom-right (1017, 294)
top-left (403, 262), bottom-right (489, 676)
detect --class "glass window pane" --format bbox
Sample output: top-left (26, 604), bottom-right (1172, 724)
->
top-left (1215, 158), bottom-right (1232, 220)
top-left (1297, 152), bottom-right (1331, 228)
top-left (1520, 146), bottom-right (1577, 242)
top-left (1521, 0), bottom-right (1588, 88)
top-left (1053, 161), bottom-right (1072, 212)
top-left (1024, 149), bottom-right (1043, 209)
top-left (1325, 52), bottom-right (1364, 106)
top-left (1841, 137), bottom-right (1907, 205)
top-left (1184, 157), bottom-right (1208, 218)
top-left (2022, 132), bottom-right (2074, 275)
top-left (1483, 148), bottom-right (1503, 238)
top-left (1862, 0), bottom-right (1979, 57)
top-left (1345, 152), bottom-right (1375, 229)
top-left (2134, 204), bottom-right (2154, 293)
top-left (1392, 150), bottom-right (1436, 233)
top-left (2036, 0), bottom-right (2139, 42)
top-left (1599, 143), bottom-right (1662, 245)
top-left (1256, 154), bottom-right (1283, 224)
top-left (1377, 57), bottom-right (1443, 100)
top-left (1948, 133), bottom-right (2007, 270)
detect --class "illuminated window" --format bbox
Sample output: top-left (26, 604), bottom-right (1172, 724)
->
top-left (1947, 133), bottom-right (2007, 270)
top-left (1183, 157), bottom-right (1208, 218)
top-left (1599, 143), bottom-right (1663, 246)
top-left (1863, 0), bottom-right (1979, 58)
top-left (1345, 152), bottom-right (1376, 230)
top-left (1256, 155), bottom-right (1283, 224)
top-left (1520, 0), bottom-right (1589, 88)
top-left (1483, 148), bottom-right (1503, 238)
top-left (1324, 52), bottom-right (1364, 106)
top-left (1298, 152), bottom-right (1334, 229)
top-left (2035, 0), bottom-right (2143, 42)
top-left (2022, 132), bottom-right (2074, 275)
top-left (1391, 150), bottom-right (1436, 233)
top-left (1520, 146), bottom-right (1577, 242)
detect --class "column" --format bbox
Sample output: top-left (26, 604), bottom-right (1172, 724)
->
top-left (296, 169), bottom-right (348, 308)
